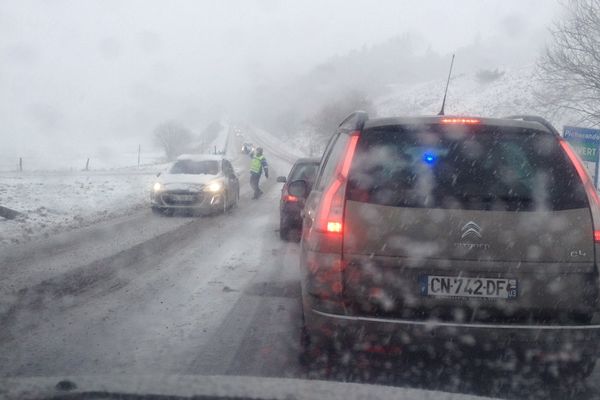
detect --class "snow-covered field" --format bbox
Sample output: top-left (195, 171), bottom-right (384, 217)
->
top-left (374, 64), bottom-right (578, 128)
top-left (0, 122), bottom-right (238, 248)
top-left (376, 65), bottom-right (537, 117)
top-left (0, 169), bottom-right (162, 247)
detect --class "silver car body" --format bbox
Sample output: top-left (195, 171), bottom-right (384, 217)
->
top-left (151, 154), bottom-right (239, 213)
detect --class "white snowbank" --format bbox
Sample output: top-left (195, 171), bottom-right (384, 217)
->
top-left (0, 169), bottom-right (163, 247)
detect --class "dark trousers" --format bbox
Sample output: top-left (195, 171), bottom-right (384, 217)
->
top-left (250, 172), bottom-right (262, 199)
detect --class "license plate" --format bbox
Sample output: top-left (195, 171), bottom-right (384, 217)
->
top-left (420, 275), bottom-right (518, 299)
top-left (170, 194), bottom-right (195, 202)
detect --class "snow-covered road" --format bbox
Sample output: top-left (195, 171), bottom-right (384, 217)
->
top-left (1, 128), bottom-right (599, 400)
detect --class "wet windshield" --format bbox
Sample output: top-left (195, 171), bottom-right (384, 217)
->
top-left (170, 160), bottom-right (219, 175)
top-left (2, 1), bottom-right (600, 399)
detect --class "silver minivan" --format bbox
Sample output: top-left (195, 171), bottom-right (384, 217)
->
top-left (291, 113), bottom-right (600, 379)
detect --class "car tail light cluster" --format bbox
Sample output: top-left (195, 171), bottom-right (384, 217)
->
top-left (560, 140), bottom-right (600, 243)
top-left (283, 194), bottom-right (298, 202)
top-left (303, 131), bottom-right (360, 303)
top-left (315, 133), bottom-right (360, 234)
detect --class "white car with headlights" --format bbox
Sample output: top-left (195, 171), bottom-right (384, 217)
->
top-left (151, 154), bottom-right (239, 215)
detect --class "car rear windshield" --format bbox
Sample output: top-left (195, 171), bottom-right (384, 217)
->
top-left (290, 163), bottom-right (319, 183)
top-left (347, 124), bottom-right (588, 211)
top-left (170, 160), bottom-right (219, 175)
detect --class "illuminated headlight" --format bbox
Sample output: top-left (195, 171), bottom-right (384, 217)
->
top-left (205, 181), bottom-right (224, 192)
top-left (153, 182), bottom-right (163, 192)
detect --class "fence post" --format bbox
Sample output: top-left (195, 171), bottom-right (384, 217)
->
top-left (85, 158), bottom-right (90, 171)
top-left (19, 157), bottom-right (22, 172)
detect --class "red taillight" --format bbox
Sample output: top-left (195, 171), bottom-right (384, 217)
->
top-left (440, 117), bottom-right (480, 124)
top-left (594, 231), bottom-right (600, 243)
top-left (316, 133), bottom-right (360, 233)
top-left (326, 221), bottom-right (342, 233)
top-left (283, 194), bottom-right (298, 202)
top-left (340, 135), bottom-right (359, 176)
top-left (560, 140), bottom-right (600, 207)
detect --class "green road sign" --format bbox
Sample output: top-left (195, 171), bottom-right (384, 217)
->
top-left (569, 138), bottom-right (599, 162)
top-left (564, 126), bottom-right (600, 187)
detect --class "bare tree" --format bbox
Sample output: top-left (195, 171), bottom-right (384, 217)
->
top-left (304, 91), bottom-right (375, 155)
top-left (309, 90), bottom-right (375, 134)
top-left (154, 120), bottom-right (193, 161)
top-left (537, 0), bottom-right (600, 126)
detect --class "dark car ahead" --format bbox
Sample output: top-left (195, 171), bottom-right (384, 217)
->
top-left (290, 112), bottom-right (600, 380)
top-left (277, 157), bottom-right (320, 240)
top-left (241, 142), bottom-right (253, 154)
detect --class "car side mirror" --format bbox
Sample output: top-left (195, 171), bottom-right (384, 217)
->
top-left (276, 176), bottom-right (287, 183)
top-left (288, 179), bottom-right (308, 198)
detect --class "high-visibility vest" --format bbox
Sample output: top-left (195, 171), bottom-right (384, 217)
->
top-left (250, 155), bottom-right (265, 174)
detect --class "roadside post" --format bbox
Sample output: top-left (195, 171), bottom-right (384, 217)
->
top-left (563, 126), bottom-right (600, 188)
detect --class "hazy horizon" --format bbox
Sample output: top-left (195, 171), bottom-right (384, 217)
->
top-left (0, 0), bottom-right (562, 169)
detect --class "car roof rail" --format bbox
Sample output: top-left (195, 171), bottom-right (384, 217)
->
top-left (338, 111), bottom-right (369, 132)
top-left (504, 115), bottom-right (560, 135)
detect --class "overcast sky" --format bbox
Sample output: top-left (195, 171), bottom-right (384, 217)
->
top-left (0, 0), bottom-right (561, 168)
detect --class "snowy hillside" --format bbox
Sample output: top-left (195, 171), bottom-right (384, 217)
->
top-left (375, 64), bottom-right (576, 129)
top-left (284, 64), bottom-right (587, 158)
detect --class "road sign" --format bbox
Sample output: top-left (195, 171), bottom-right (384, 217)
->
top-left (564, 126), bottom-right (600, 188)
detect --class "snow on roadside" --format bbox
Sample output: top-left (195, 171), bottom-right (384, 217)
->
top-left (0, 169), bottom-right (163, 247)
top-left (207, 122), bottom-right (230, 155)
top-left (246, 127), bottom-right (306, 164)
top-left (0, 123), bottom-right (234, 249)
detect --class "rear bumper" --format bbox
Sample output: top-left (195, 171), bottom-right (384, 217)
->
top-left (304, 299), bottom-right (600, 360)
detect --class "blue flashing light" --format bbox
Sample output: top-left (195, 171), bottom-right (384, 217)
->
top-left (423, 152), bottom-right (437, 165)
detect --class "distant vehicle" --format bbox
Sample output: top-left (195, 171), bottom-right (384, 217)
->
top-left (241, 142), bottom-right (253, 154)
top-left (291, 112), bottom-right (600, 380)
top-left (277, 157), bottom-right (320, 240)
top-left (151, 154), bottom-right (239, 215)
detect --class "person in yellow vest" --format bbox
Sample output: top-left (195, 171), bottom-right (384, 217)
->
top-left (249, 147), bottom-right (269, 199)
